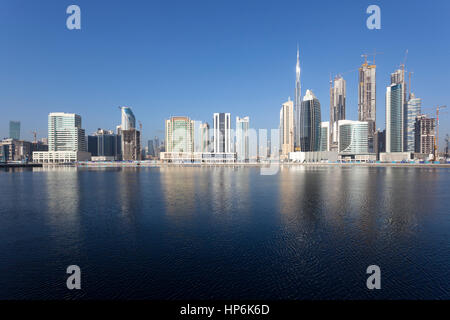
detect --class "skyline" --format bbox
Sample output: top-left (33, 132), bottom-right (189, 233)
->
top-left (1, 0), bottom-right (450, 148)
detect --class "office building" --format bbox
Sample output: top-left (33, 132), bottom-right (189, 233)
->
top-left (300, 90), bottom-right (321, 152)
top-left (165, 116), bottom-right (194, 153)
top-left (9, 121), bottom-right (20, 140)
top-left (386, 69), bottom-right (407, 153)
top-left (330, 76), bottom-right (346, 151)
top-left (338, 120), bottom-right (369, 154)
top-left (120, 106), bottom-right (136, 131)
top-left (320, 122), bottom-right (329, 152)
top-left (414, 115), bottom-right (435, 155)
top-left (88, 129), bottom-right (121, 160)
top-left (236, 116), bottom-right (250, 162)
top-left (280, 99), bottom-right (294, 158)
top-left (358, 58), bottom-right (376, 151)
top-left (404, 93), bottom-right (422, 152)
top-left (373, 129), bottom-right (386, 159)
top-left (213, 113), bottom-right (231, 153)
top-left (33, 112), bottom-right (90, 163)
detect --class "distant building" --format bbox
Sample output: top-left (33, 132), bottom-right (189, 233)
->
top-left (330, 76), bottom-right (346, 151)
top-left (294, 47), bottom-right (302, 151)
top-left (213, 113), bottom-right (231, 153)
top-left (300, 90), bottom-right (321, 152)
top-left (9, 121), bottom-right (20, 140)
top-left (414, 115), bottom-right (435, 155)
top-left (320, 122), bottom-right (329, 152)
top-left (386, 69), bottom-right (407, 153)
top-left (120, 106), bottom-right (136, 131)
top-left (121, 129), bottom-right (141, 161)
top-left (148, 140), bottom-right (155, 157)
top-left (338, 120), bottom-right (369, 155)
top-left (280, 99), bottom-right (294, 159)
top-left (405, 93), bottom-right (422, 152)
top-left (0, 138), bottom-right (32, 162)
top-left (200, 123), bottom-right (210, 152)
top-left (236, 116), bottom-right (250, 162)
top-left (88, 129), bottom-right (121, 160)
top-left (165, 116), bottom-right (194, 153)
top-left (33, 112), bottom-right (90, 163)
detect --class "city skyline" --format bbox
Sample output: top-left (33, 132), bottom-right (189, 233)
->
top-left (1, 1), bottom-right (449, 149)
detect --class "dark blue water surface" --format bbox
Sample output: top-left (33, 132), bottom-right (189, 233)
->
top-left (0, 166), bottom-right (449, 299)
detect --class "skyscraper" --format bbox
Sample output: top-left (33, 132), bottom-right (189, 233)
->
top-left (236, 116), bottom-right (250, 162)
top-left (404, 93), bottom-right (422, 152)
top-left (9, 121), bottom-right (20, 140)
top-left (358, 58), bottom-right (376, 151)
top-left (386, 69), bottom-right (407, 153)
top-left (88, 129), bottom-right (121, 160)
top-left (414, 115), bottom-right (435, 155)
top-left (300, 90), bottom-right (321, 152)
top-left (294, 46), bottom-right (302, 151)
top-left (48, 112), bottom-right (86, 151)
top-left (120, 106), bottom-right (136, 131)
top-left (213, 113), bottom-right (231, 153)
top-left (320, 122), bottom-right (329, 152)
top-left (165, 116), bottom-right (194, 153)
top-left (329, 76), bottom-right (346, 151)
top-left (200, 123), bottom-right (210, 152)
top-left (338, 120), bottom-right (369, 154)
top-left (280, 99), bottom-right (294, 158)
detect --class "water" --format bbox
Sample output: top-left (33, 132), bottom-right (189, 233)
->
top-left (0, 166), bottom-right (449, 299)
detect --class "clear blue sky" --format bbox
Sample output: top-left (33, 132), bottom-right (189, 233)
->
top-left (1, 0), bottom-right (449, 147)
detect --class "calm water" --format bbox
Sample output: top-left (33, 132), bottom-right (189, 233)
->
top-left (0, 166), bottom-right (449, 299)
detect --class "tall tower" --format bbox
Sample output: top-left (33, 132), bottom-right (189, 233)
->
top-left (294, 46), bottom-right (302, 151)
top-left (213, 113), bottom-right (231, 153)
top-left (280, 99), bottom-right (294, 159)
top-left (386, 69), bottom-right (406, 153)
top-left (329, 76), bottom-right (346, 151)
top-left (358, 57), bottom-right (376, 151)
top-left (300, 90), bottom-right (321, 152)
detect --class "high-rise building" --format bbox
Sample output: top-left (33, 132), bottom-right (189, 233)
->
top-left (404, 93), bottom-right (422, 152)
top-left (48, 112), bottom-right (86, 151)
top-left (9, 121), bottom-right (20, 140)
top-left (358, 58), bottom-right (376, 150)
top-left (165, 116), bottom-right (194, 153)
top-left (200, 123), bottom-right (210, 152)
top-left (33, 113), bottom-right (90, 163)
top-left (294, 47), bottom-right (302, 151)
top-left (121, 129), bottom-right (141, 161)
top-left (320, 122), bottom-right (329, 152)
top-left (338, 120), bottom-right (369, 154)
top-left (414, 115), bottom-right (435, 155)
top-left (300, 90), bottom-right (321, 152)
top-left (120, 106), bottom-right (136, 131)
top-left (148, 140), bottom-right (155, 157)
top-left (213, 113), bottom-right (231, 153)
top-left (330, 76), bottom-right (346, 151)
top-left (373, 129), bottom-right (386, 159)
top-left (280, 99), bottom-right (294, 158)
top-left (236, 116), bottom-right (250, 162)
top-left (88, 129), bottom-right (121, 160)
top-left (386, 69), bottom-right (407, 153)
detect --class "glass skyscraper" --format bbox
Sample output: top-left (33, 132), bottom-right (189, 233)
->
top-left (9, 121), bottom-right (20, 140)
top-left (120, 106), bottom-right (136, 131)
top-left (213, 113), bottom-right (231, 153)
top-left (300, 90), bottom-right (321, 152)
top-left (338, 120), bottom-right (369, 154)
top-left (48, 112), bottom-right (86, 152)
top-left (165, 116), bottom-right (194, 153)
top-left (320, 122), bottom-right (329, 152)
top-left (404, 93), bottom-right (422, 152)
top-left (236, 116), bottom-right (250, 162)
top-left (386, 70), bottom-right (406, 153)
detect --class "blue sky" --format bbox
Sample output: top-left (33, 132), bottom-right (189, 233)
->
top-left (1, 0), bottom-right (449, 147)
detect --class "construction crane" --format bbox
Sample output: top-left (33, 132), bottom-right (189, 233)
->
top-left (30, 130), bottom-right (37, 143)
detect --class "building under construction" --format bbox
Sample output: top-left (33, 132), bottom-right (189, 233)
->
top-left (414, 115), bottom-right (435, 155)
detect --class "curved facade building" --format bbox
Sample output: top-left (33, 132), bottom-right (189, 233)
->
top-left (121, 106), bottom-right (136, 131)
top-left (299, 90), bottom-right (321, 152)
top-left (338, 120), bottom-right (369, 154)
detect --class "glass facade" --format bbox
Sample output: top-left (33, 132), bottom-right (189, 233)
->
top-left (9, 121), bottom-right (20, 140)
top-left (404, 94), bottom-right (421, 152)
top-left (300, 90), bottom-right (321, 152)
top-left (338, 120), bottom-right (369, 154)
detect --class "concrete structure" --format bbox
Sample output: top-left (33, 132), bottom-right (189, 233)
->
top-left (380, 152), bottom-right (413, 162)
top-left (236, 116), bottom-right (250, 162)
top-left (320, 122), bottom-right (329, 152)
top-left (414, 115), bottom-right (435, 155)
top-left (338, 120), bottom-right (369, 154)
top-left (405, 93), bottom-right (422, 152)
top-left (280, 99), bottom-right (294, 159)
top-left (358, 59), bottom-right (376, 150)
top-left (9, 121), bottom-right (20, 140)
top-left (213, 113), bottom-right (231, 153)
top-left (165, 116), bottom-right (194, 153)
top-left (386, 70), bottom-right (407, 153)
top-left (300, 90), bottom-right (321, 152)
top-left (33, 151), bottom-right (91, 163)
top-left (330, 76), bottom-right (346, 151)
top-left (121, 129), bottom-right (141, 161)
top-left (0, 138), bottom-right (32, 162)
top-left (289, 151), bottom-right (338, 163)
